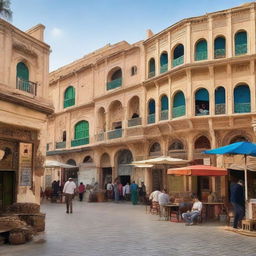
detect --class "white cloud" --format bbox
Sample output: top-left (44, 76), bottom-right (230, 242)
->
top-left (50, 27), bottom-right (63, 38)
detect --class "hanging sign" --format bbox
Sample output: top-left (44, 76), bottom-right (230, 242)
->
top-left (19, 143), bottom-right (32, 186)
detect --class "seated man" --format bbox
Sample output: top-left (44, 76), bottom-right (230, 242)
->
top-left (158, 189), bottom-right (170, 220)
top-left (182, 196), bottom-right (202, 226)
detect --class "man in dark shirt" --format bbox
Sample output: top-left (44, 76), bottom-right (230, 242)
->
top-left (230, 180), bottom-right (245, 229)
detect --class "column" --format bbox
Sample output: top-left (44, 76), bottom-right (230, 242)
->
top-left (227, 12), bottom-right (232, 58)
top-left (250, 60), bottom-right (255, 112)
top-left (226, 64), bottom-right (232, 115)
top-left (186, 69), bottom-right (192, 117)
top-left (123, 106), bottom-right (128, 137)
top-left (168, 75), bottom-right (172, 120)
top-left (209, 66), bottom-right (215, 116)
top-left (186, 22), bottom-right (191, 64)
top-left (155, 83), bottom-right (160, 122)
top-left (250, 8), bottom-right (256, 54)
top-left (208, 17), bottom-right (213, 60)
top-left (145, 168), bottom-right (151, 194)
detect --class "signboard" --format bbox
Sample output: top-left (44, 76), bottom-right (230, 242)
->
top-left (19, 143), bottom-right (32, 186)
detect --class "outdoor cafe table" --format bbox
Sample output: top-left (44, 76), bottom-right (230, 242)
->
top-left (163, 203), bottom-right (180, 221)
top-left (202, 202), bottom-right (226, 221)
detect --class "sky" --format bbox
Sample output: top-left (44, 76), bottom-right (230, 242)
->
top-left (11, 0), bottom-right (251, 71)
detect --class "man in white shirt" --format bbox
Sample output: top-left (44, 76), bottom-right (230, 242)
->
top-left (158, 189), bottom-right (170, 220)
top-left (182, 196), bottom-right (203, 225)
top-left (123, 182), bottom-right (130, 200)
top-left (63, 177), bottom-right (77, 214)
top-left (149, 190), bottom-right (161, 202)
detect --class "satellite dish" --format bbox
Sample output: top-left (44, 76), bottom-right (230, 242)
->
top-left (0, 149), bottom-right (5, 161)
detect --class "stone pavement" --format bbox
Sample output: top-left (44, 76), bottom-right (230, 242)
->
top-left (1, 201), bottom-right (256, 256)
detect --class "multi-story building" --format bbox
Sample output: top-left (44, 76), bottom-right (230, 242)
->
top-left (0, 19), bottom-right (53, 211)
top-left (46, 3), bottom-right (256, 200)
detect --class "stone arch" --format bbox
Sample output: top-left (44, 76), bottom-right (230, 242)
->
top-left (83, 155), bottom-right (93, 163)
top-left (97, 107), bottom-right (106, 132)
top-left (108, 100), bottom-right (123, 130)
top-left (194, 135), bottom-right (211, 150)
top-left (149, 142), bottom-right (162, 156)
top-left (128, 96), bottom-right (140, 119)
top-left (222, 130), bottom-right (252, 146)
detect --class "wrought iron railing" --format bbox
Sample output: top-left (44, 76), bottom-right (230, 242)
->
top-left (107, 129), bottom-right (123, 139)
top-left (160, 64), bottom-right (168, 73)
top-left (235, 44), bottom-right (247, 56)
top-left (160, 110), bottom-right (169, 120)
top-left (64, 98), bottom-right (75, 108)
top-left (107, 77), bottom-right (122, 90)
top-left (215, 103), bottom-right (225, 115)
top-left (234, 103), bottom-right (251, 113)
top-left (56, 141), bottom-right (66, 149)
top-left (173, 55), bottom-right (184, 67)
top-left (148, 71), bottom-right (155, 78)
top-left (214, 49), bottom-right (225, 59)
top-left (172, 105), bottom-right (185, 118)
top-left (71, 137), bottom-right (89, 147)
top-left (195, 51), bottom-right (208, 61)
top-left (16, 77), bottom-right (37, 96)
top-left (147, 114), bottom-right (155, 124)
top-left (128, 117), bottom-right (142, 127)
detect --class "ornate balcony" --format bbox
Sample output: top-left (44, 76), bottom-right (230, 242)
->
top-left (71, 137), bottom-right (89, 147)
top-left (173, 55), bottom-right (184, 67)
top-left (16, 77), bottom-right (37, 96)
top-left (234, 103), bottom-right (251, 113)
top-left (195, 51), bottom-right (207, 61)
top-left (148, 71), bottom-right (155, 78)
top-left (64, 98), bottom-right (75, 108)
top-left (128, 117), bottom-right (142, 127)
top-left (160, 64), bottom-right (168, 73)
top-left (215, 104), bottom-right (225, 115)
top-left (160, 110), bottom-right (169, 121)
top-left (172, 105), bottom-right (185, 118)
top-left (108, 129), bottom-right (123, 139)
top-left (214, 49), bottom-right (225, 59)
top-left (147, 114), bottom-right (155, 124)
top-left (235, 44), bottom-right (247, 56)
top-left (107, 77), bottom-right (122, 90)
top-left (56, 141), bottom-right (66, 149)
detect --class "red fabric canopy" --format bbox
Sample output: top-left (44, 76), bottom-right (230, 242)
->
top-left (167, 165), bottom-right (227, 176)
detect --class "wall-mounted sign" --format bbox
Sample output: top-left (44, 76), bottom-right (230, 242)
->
top-left (19, 143), bottom-right (32, 186)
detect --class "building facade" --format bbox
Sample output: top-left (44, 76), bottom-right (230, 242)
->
top-left (46, 3), bottom-right (256, 200)
top-left (0, 19), bottom-right (54, 211)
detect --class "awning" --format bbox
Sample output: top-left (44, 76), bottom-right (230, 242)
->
top-left (167, 165), bottom-right (227, 176)
top-left (44, 160), bottom-right (78, 169)
top-left (132, 156), bottom-right (189, 166)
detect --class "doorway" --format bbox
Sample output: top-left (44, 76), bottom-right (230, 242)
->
top-left (102, 167), bottom-right (112, 188)
top-left (119, 175), bottom-right (130, 186)
top-left (0, 171), bottom-right (15, 212)
top-left (152, 169), bottom-right (163, 191)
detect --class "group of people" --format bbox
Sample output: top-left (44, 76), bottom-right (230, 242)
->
top-left (106, 179), bottom-right (147, 205)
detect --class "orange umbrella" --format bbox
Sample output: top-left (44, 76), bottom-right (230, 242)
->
top-left (167, 165), bottom-right (227, 176)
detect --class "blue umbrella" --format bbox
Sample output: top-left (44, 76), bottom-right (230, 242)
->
top-left (204, 141), bottom-right (256, 200)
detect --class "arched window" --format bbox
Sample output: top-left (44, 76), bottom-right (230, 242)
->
top-left (16, 62), bottom-right (31, 93)
top-left (64, 86), bottom-right (75, 108)
top-left (235, 31), bottom-right (247, 56)
top-left (215, 87), bottom-right (226, 115)
top-left (83, 156), bottom-right (93, 163)
top-left (107, 68), bottom-right (122, 90)
top-left (17, 62), bottom-right (29, 81)
top-left (169, 140), bottom-right (184, 151)
top-left (149, 142), bottom-right (161, 156)
top-left (230, 135), bottom-right (249, 144)
top-left (234, 84), bottom-right (251, 113)
top-left (160, 95), bottom-right (169, 120)
top-left (195, 39), bottom-right (208, 61)
top-left (148, 99), bottom-right (155, 124)
top-left (160, 52), bottom-right (168, 73)
top-left (131, 66), bottom-right (137, 76)
top-left (172, 91), bottom-right (186, 118)
top-left (195, 89), bottom-right (209, 116)
top-left (71, 120), bottom-right (89, 147)
top-left (214, 37), bottom-right (226, 59)
top-left (173, 44), bottom-right (184, 67)
top-left (195, 136), bottom-right (211, 149)
top-left (148, 58), bottom-right (155, 78)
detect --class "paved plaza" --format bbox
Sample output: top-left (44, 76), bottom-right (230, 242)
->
top-left (1, 201), bottom-right (256, 256)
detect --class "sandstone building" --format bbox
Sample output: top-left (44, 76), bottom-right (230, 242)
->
top-left (46, 3), bottom-right (256, 200)
top-left (0, 19), bottom-right (53, 211)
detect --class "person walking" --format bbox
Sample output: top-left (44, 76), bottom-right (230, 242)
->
top-left (123, 182), bottom-right (130, 200)
top-left (230, 179), bottom-right (245, 229)
top-left (78, 182), bottom-right (86, 202)
top-left (63, 177), bottom-right (77, 214)
top-left (130, 181), bottom-right (138, 205)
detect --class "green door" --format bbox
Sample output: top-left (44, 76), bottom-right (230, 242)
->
top-left (0, 172), bottom-right (15, 211)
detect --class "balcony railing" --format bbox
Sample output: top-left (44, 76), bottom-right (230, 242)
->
top-left (172, 105), bottom-right (185, 118)
top-left (71, 137), bottom-right (89, 147)
top-left (108, 129), bottom-right (123, 139)
top-left (147, 114), bottom-right (155, 124)
top-left (16, 77), bottom-right (37, 96)
top-left (148, 71), bottom-right (155, 78)
top-left (215, 103), bottom-right (225, 115)
top-left (64, 98), bottom-right (75, 108)
top-left (107, 77), bottom-right (122, 90)
top-left (160, 110), bottom-right (169, 120)
top-left (234, 103), bottom-right (251, 113)
top-left (128, 117), bottom-right (142, 127)
top-left (195, 51), bottom-right (208, 61)
top-left (160, 64), bottom-right (168, 73)
top-left (214, 49), bottom-right (225, 59)
top-left (235, 44), bottom-right (247, 56)
top-left (56, 141), bottom-right (66, 149)
top-left (96, 132), bottom-right (105, 142)
top-left (173, 55), bottom-right (184, 67)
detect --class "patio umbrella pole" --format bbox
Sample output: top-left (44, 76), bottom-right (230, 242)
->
top-left (244, 154), bottom-right (248, 201)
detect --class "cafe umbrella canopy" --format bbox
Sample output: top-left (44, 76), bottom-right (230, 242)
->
top-left (204, 141), bottom-right (256, 200)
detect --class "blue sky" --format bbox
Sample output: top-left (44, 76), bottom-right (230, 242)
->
top-left (11, 0), bottom-right (250, 71)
